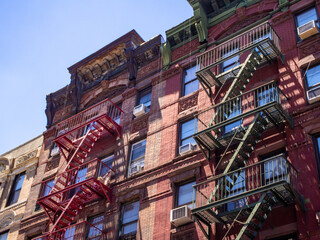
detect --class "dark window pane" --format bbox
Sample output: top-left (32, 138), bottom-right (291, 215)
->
top-left (100, 155), bottom-right (114, 177)
top-left (88, 215), bottom-right (104, 240)
top-left (43, 179), bottom-right (54, 196)
top-left (7, 172), bottom-right (25, 206)
top-left (131, 140), bottom-right (146, 162)
top-left (138, 87), bottom-right (152, 110)
top-left (184, 79), bottom-right (199, 96)
top-left (0, 232), bottom-right (8, 240)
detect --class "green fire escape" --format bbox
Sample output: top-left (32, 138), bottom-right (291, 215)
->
top-left (191, 22), bottom-right (304, 240)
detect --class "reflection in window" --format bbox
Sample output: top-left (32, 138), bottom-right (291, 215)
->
top-left (306, 65), bottom-right (320, 90)
top-left (225, 171), bottom-right (246, 211)
top-left (63, 226), bottom-right (75, 240)
top-left (224, 102), bottom-right (242, 134)
top-left (182, 65), bottom-right (199, 96)
top-left (120, 201), bottom-right (140, 237)
top-left (0, 231), bottom-right (8, 240)
top-left (177, 181), bottom-right (196, 209)
top-left (221, 47), bottom-right (240, 73)
top-left (87, 215), bottom-right (104, 240)
top-left (180, 119), bottom-right (197, 147)
top-left (99, 155), bottom-right (114, 177)
top-left (296, 7), bottom-right (318, 28)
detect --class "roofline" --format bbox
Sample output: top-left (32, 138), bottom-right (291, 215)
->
top-left (68, 29), bottom-right (144, 73)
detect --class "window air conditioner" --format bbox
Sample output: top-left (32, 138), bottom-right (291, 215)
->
top-left (130, 164), bottom-right (143, 175)
top-left (179, 143), bottom-right (194, 155)
top-left (170, 205), bottom-right (193, 227)
top-left (51, 146), bottom-right (60, 156)
top-left (297, 20), bottom-right (319, 40)
top-left (307, 85), bottom-right (320, 104)
top-left (133, 104), bottom-right (146, 117)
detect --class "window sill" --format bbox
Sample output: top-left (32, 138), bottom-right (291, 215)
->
top-left (0, 200), bottom-right (27, 214)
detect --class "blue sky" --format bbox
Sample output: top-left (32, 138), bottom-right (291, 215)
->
top-left (0, 1), bottom-right (193, 154)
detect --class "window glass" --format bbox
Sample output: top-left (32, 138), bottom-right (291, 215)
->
top-left (99, 155), bottom-right (114, 177)
top-left (43, 179), bottom-right (54, 196)
top-left (221, 47), bottom-right (239, 72)
top-left (183, 65), bottom-right (199, 96)
top-left (88, 215), bottom-right (104, 240)
top-left (0, 232), bottom-right (8, 240)
top-left (178, 181), bottom-right (196, 209)
top-left (257, 86), bottom-right (277, 106)
top-left (76, 166), bottom-right (88, 183)
top-left (63, 226), bottom-right (75, 240)
top-left (226, 171), bottom-right (246, 210)
top-left (130, 140), bottom-right (146, 164)
top-left (138, 87), bottom-right (152, 111)
top-left (297, 7), bottom-right (318, 27)
top-left (263, 154), bottom-right (288, 184)
top-left (306, 65), bottom-right (320, 88)
top-left (252, 30), bottom-right (273, 55)
top-left (113, 102), bottom-right (122, 125)
top-left (121, 201), bottom-right (140, 235)
top-left (180, 119), bottom-right (197, 146)
top-left (7, 172), bottom-right (25, 206)
top-left (224, 102), bottom-right (242, 133)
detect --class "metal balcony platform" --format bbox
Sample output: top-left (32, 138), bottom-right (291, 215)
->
top-left (196, 22), bottom-right (283, 95)
top-left (193, 82), bottom-right (293, 160)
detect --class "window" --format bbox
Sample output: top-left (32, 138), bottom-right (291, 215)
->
top-left (0, 231), bottom-right (8, 240)
top-left (120, 201), bottom-right (140, 237)
top-left (180, 118), bottom-right (197, 147)
top-left (306, 64), bottom-right (320, 90)
top-left (50, 142), bottom-right (60, 156)
top-left (225, 171), bottom-right (246, 211)
top-left (99, 155), bottom-right (114, 177)
top-left (128, 139), bottom-right (146, 176)
top-left (263, 154), bottom-right (288, 184)
top-left (220, 46), bottom-right (240, 73)
top-left (112, 102), bottom-right (122, 125)
top-left (257, 85), bottom-right (277, 107)
top-left (182, 65), bottom-right (199, 96)
top-left (68, 166), bottom-right (88, 198)
top-left (87, 215), bottom-right (104, 240)
top-left (223, 101), bottom-right (242, 134)
top-left (137, 87), bottom-right (152, 112)
top-left (296, 7), bottom-right (318, 28)
top-left (63, 226), bottom-right (75, 240)
top-left (296, 7), bottom-right (319, 40)
top-left (252, 30), bottom-right (272, 56)
top-left (36, 179), bottom-right (55, 211)
top-left (6, 172), bottom-right (25, 206)
top-left (177, 181), bottom-right (196, 209)
top-left (313, 136), bottom-right (320, 181)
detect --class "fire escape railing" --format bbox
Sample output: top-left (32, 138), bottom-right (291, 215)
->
top-left (192, 154), bottom-right (298, 211)
top-left (33, 221), bottom-right (107, 240)
top-left (38, 158), bottom-right (113, 201)
top-left (56, 98), bottom-right (122, 138)
top-left (194, 81), bottom-right (292, 134)
top-left (196, 22), bottom-right (281, 74)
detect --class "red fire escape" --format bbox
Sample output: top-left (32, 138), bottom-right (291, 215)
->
top-left (35, 99), bottom-right (123, 239)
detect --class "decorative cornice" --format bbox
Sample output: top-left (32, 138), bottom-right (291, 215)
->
top-left (16, 149), bottom-right (38, 166)
top-left (178, 91), bottom-right (199, 113)
top-left (0, 210), bottom-right (15, 230)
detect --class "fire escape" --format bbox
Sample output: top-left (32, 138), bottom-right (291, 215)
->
top-left (35, 99), bottom-right (123, 239)
top-left (191, 22), bottom-right (305, 239)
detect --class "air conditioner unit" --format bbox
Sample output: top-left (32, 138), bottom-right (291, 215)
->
top-left (307, 85), bottom-right (320, 104)
top-left (130, 164), bottom-right (143, 175)
top-left (170, 205), bottom-right (193, 227)
top-left (133, 104), bottom-right (146, 117)
top-left (297, 20), bottom-right (319, 40)
top-left (179, 143), bottom-right (194, 155)
top-left (51, 147), bottom-right (60, 156)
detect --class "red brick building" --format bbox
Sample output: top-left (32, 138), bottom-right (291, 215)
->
top-left (15, 0), bottom-right (320, 239)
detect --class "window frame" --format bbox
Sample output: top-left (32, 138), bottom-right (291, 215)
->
top-left (175, 180), bottom-right (196, 209)
top-left (225, 170), bottom-right (247, 211)
top-left (181, 64), bottom-right (199, 97)
top-left (128, 139), bottom-right (146, 176)
top-left (136, 86), bottom-right (152, 112)
top-left (6, 172), bottom-right (26, 207)
top-left (312, 135), bottom-right (320, 183)
top-left (179, 118), bottom-right (198, 148)
top-left (119, 201), bottom-right (140, 238)
top-left (99, 154), bottom-right (114, 177)
top-left (219, 44), bottom-right (240, 74)
top-left (294, 5), bottom-right (319, 41)
top-left (87, 214), bottom-right (104, 240)
top-left (0, 231), bottom-right (8, 240)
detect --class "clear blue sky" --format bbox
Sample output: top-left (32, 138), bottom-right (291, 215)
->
top-left (0, 1), bottom-right (193, 154)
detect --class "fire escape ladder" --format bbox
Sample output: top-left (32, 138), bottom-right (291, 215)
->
top-left (223, 113), bottom-right (268, 173)
top-left (234, 193), bottom-right (276, 240)
top-left (210, 50), bottom-right (262, 134)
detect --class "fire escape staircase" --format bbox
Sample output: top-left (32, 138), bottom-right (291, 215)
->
top-left (191, 22), bottom-right (304, 240)
top-left (36, 99), bottom-right (123, 239)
